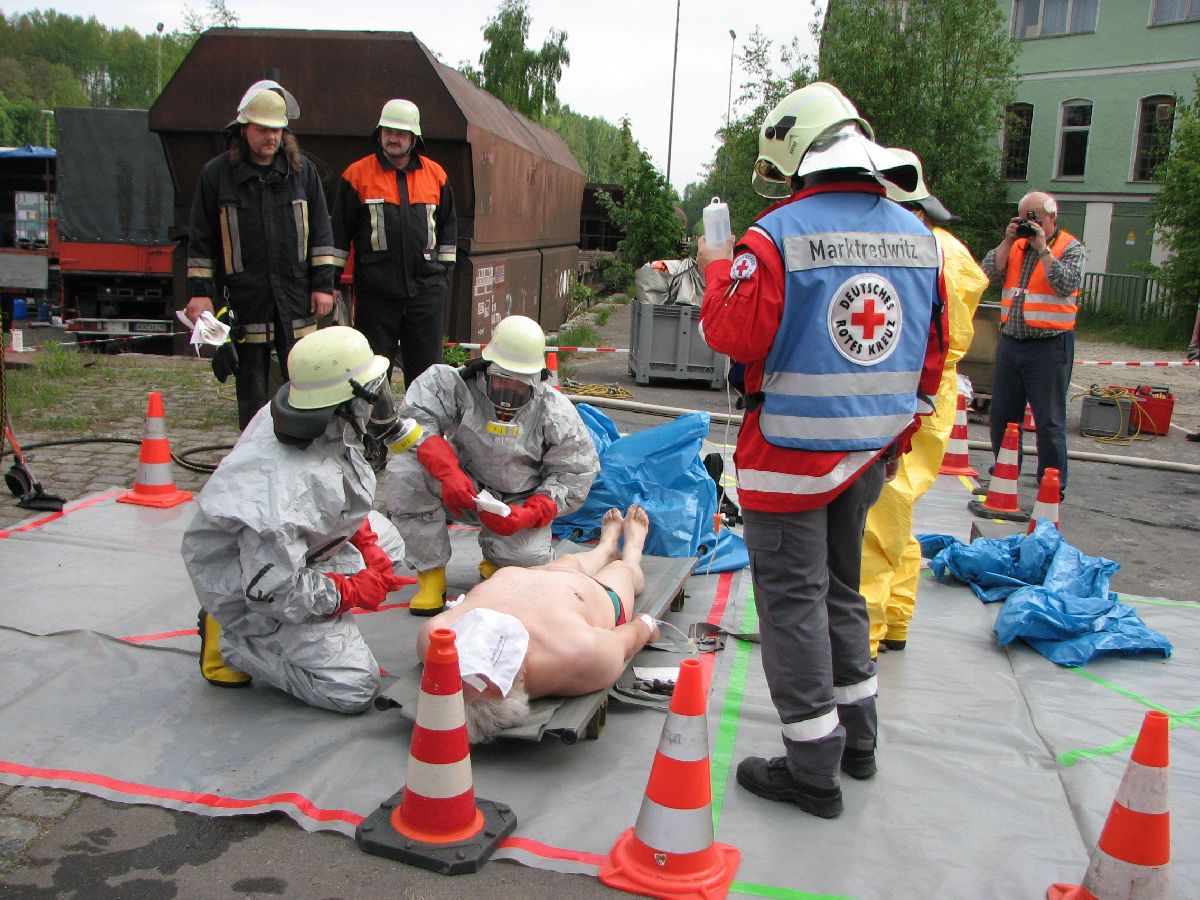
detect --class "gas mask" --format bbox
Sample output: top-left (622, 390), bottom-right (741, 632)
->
top-left (346, 374), bottom-right (404, 469)
top-left (482, 367), bottom-right (537, 436)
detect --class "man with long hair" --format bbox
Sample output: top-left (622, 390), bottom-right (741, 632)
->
top-left (184, 81), bottom-right (339, 429)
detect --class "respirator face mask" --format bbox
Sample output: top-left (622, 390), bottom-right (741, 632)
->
top-left (349, 374), bottom-right (401, 443)
top-left (485, 370), bottom-right (536, 423)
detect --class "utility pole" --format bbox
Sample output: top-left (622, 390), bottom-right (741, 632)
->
top-left (666, 0), bottom-right (680, 188)
top-left (726, 29), bottom-right (737, 127)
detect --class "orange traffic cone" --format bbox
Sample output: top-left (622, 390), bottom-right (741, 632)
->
top-left (1027, 467), bottom-right (1062, 535)
top-left (355, 628), bottom-right (516, 874)
top-left (117, 391), bottom-right (192, 508)
top-left (1047, 710), bottom-right (1170, 900)
top-left (1023, 404), bottom-right (1037, 432)
top-left (545, 350), bottom-right (560, 390)
top-left (968, 421), bottom-right (1028, 522)
top-left (599, 658), bottom-right (740, 898)
top-left (939, 393), bottom-right (978, 477)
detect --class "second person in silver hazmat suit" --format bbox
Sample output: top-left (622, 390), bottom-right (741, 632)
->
top-left (182, 326), bottom-right (414, 713)
top-left (385, 315), bottom-right (600, 616)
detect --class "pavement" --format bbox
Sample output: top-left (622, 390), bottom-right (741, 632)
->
top-left (1, 301), bottom-right (1198, 895)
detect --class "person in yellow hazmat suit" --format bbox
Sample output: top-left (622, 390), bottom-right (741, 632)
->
top-left (859, 149), bottom-right (988, 658)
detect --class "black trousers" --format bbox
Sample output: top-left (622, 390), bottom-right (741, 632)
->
top-left (354, 283), bottom-right (446, 390)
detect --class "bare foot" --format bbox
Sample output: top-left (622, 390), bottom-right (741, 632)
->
top-left (622, 504), bottom-right (649, 553)
top-left (597, 508), bottom-right (623, 561)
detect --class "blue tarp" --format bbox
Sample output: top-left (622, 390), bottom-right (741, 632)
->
top-left (0, 145), bottom-right (56, 159)
top-left (923, 521), bottom-right (1172, 666)
top-left (554, 406), bottom-right (748, 572)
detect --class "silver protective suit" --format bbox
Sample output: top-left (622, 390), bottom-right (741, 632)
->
top-left (385, 363), bottom-right (599, 570)
top-left (181, 404), bottom-right (402, 713)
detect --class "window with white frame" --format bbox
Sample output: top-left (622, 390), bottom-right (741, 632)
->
top-left (1002, 104), bottom-right (1034, 180)
top-left (1057, 100), bottom-right (1091, 178)
top-left (1012, 0), bottom-right (1098, 38)
top-left (1133, 96), bottom-right (1176, 181)
top-left (1152, 0), bottom-right (1200, 24)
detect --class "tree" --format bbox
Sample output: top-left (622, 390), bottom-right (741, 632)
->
top-left (816, 0), bottom-right (1018, 254)
top-left (475, 0), bottom-right (568, 121)
top-left (182, 0), bottom-right (240, 33)
top-left (1150, 76), bottom-right (1200, 330)
top-left (542, 104), bottom-right (627, 182)
top-left (595, 118), bottom-right (684, 268)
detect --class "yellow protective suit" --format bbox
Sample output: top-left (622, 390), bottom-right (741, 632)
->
top-left (860, 225), bottom-right (987, 656)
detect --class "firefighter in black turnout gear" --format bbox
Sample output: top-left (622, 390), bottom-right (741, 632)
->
top-left (185, 81), bottom-right (339, 429)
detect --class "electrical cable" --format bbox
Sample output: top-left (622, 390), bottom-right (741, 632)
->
top-left (0, 436), bottom-right (232, 474)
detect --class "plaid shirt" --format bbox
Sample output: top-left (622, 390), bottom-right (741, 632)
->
top-left (982, 230), bottom-right (1085, 340)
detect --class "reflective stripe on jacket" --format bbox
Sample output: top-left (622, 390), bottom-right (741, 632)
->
top-left (753, 191), bottom-right (941, 451)
top-left (332, 151), bottom-right (457, 299)
top-left (186, 150), bottom-right (336, 326)
top-left (1000, 231), bottom-right (1079, 331)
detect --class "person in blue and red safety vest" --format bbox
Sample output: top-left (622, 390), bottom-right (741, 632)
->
top-left (696, 82), bottom-right (948, 819)
top-left (331, 99), bottom-right (457, 389)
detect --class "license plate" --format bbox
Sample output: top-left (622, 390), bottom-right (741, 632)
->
top-left (131, 321), bottom-right (170, 333)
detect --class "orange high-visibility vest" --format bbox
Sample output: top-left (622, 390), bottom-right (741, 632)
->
top-left (1000, 230), bottom-right (1078, 331)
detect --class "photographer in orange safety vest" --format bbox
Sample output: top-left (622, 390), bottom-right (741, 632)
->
top-left (981, 191), bottom-right (1085, 498)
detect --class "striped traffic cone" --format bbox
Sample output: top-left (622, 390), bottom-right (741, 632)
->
top-left (599, 657), bottom-right (740, 898)
top-left (968, 422), bottom-right (1028, 522)
top-left (1027, 468), bottom-right (1062, 535)
top-left (117, 392), bottom-right (192, 508)
top-left (1047, 710), bottom-right (1170, 900)
top-left (355, 628), bottom-right (516, 874)
top-left (939, 393), bottom-right (978, 477)
top-left (545, 350), bottom-right (560, 390)
top-left (1023, 404), bottom-right (1037, 432)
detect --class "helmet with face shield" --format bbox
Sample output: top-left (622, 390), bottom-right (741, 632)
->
top-left (272, 326), bottom-right (402, 447)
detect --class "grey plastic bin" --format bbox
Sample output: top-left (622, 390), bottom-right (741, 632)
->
top-left (628, 297), bottom-right (726, 389)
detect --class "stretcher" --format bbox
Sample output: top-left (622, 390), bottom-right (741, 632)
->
top-left (374, 545), bottom-right (695, 742)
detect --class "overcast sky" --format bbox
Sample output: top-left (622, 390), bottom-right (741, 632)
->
top-left (12, 0), bottom-right (822, 193)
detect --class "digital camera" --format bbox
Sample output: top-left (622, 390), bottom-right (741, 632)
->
top-left (1014, 211), bottom-right (1040, 239)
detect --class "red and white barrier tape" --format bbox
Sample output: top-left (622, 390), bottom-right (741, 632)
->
top-left (445, 342), bottom-right (628, 354)
top-left (1075, 360), bottom-right (1197, 367)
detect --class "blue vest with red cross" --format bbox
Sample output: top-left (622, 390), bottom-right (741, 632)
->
top-left (752, 190), bottom-right (941, 452)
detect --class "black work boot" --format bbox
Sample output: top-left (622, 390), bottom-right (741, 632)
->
top-left (841, 747), bottom-right (878, 780)
top-left (736, 756), bottom-right (843, 818)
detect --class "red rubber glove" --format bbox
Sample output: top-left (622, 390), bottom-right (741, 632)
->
top-left (327, 567), bottom-right (412, 615)
top-left (349, 519), bottom-right (394, 576)
top-left (477, 493), bottom-right (558, 536)
top-left (415, 435), bottom-right (478, 517)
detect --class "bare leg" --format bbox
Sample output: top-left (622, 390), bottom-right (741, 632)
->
top-left (535, 508), bottom-right (623, 577)
top-left (617, 504), bottom-right (648, 593)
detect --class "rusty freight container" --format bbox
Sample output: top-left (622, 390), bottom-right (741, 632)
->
top-left (149, 29), bottom-right (584, 346)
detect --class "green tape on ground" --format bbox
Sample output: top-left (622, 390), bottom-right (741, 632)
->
top-left (1056, 664), bottom-right (1200, 765)
top-left (1115, 592), bottom-right (1200, 610)
top-left (730, 879), bottom-right (856, 899)
top-left (712, 586), bottom-right (758, 831)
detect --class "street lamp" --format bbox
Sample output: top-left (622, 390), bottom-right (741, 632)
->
top-left (726, 29), bottom-right (737, 128)
top-left (666, 0), bottom-right (681, 188)
top-left (155, 22), bottom-right (165, 95)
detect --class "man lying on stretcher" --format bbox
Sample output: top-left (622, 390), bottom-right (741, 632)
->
top-left (416, 505), bottom-right (660, 742)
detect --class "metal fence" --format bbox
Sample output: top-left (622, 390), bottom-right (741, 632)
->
top-left (1080, 272), bottom-right (1175, 321)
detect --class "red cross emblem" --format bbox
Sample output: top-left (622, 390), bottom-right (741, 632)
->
top-left (851, 298), bottom-right (886, 339)
top-left (730, 252), bottom-right (757, 280)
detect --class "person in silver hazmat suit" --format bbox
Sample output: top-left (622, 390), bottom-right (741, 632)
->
top-left (181, 325), bottom-right (414, 713)
top-left (385, 314), bottom-right (600, 616)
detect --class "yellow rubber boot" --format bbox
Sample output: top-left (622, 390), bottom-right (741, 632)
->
top-left (478, 559), bottom-right (500, 580)
top-left (198, 610), bottom-right (251, 687)
top-left (410, 567), bottom-right (447, 617)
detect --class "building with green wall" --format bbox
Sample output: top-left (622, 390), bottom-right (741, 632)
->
top-left (999, 1), bottom-right (1199, 278)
